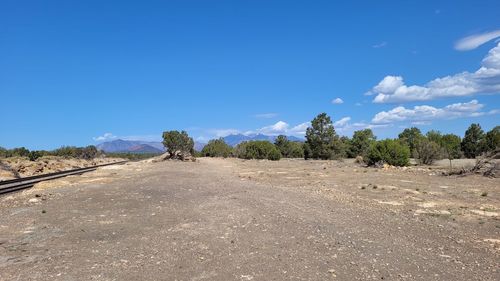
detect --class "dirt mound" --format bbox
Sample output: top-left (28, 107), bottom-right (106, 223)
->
top-left (0, 156), bottom-right (125, 180)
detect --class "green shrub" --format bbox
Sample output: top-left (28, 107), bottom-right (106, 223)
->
top-left (235, 141), bottom-right (281, 161)
top-left (367, 139), bottom-right (410, 167)
top-left (414, 138), bottom-right (441, 165)
top-left (274, 135), bottom-right (304, 158)
top-left (287, 141), bottom-right (305, 158)
top-left (28, 150), bottom-right (43, 161)
top-left (267, 147), bottom-right (282, 160)
top-left (201, 138), bottom-right (233, 158)
top-left (303, 143), bottom-right (312, 160)
top-left (10, 147), bottom-right (30, 158)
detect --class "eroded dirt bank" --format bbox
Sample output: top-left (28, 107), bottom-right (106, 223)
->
top-left (0, 156), bottom-right (125, 181)
top-left (0, 158), bottom-right (498, 280)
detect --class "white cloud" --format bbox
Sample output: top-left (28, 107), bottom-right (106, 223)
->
top-left (93, 133), bottom-right (117, 142)
top-left (258, 121), bottom-right (289, 135)
top-left (455, 30), bottom-right (500, 51)
top-left (372, 41), bottom-right (387, 48)
top-left (254, 113), bottom-right (278, 119)
top-left (241, 121), bottom-right (311, 137)
top-left (369, 42), bottom-right (500, 103)
top-left (411, 121), bottom-right (432, 126)
top-left (333, 117), bottom-right (351, 127)
top-left (289, 122), bottom-right (310, 136)
top-left (331, 98), bottom-right (344, 104)
top-left (371, 99), bottom-right (497, 124)
top-left (93, 133), bottom-right (162, 142)
top-left (210, 129), bottom-right (241, 138)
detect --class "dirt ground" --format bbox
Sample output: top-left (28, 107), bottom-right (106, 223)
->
top-left (0, 158), bottom-right (498, 280)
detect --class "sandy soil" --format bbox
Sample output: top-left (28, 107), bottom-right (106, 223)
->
top-left (0, 158), bottom-right (498, 280)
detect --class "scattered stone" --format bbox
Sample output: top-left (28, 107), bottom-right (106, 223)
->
top-left (470, 210), bottom-right (498, 217)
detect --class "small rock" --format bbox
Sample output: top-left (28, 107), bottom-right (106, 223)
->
top-left (28, 198), bottom-right (40, 203)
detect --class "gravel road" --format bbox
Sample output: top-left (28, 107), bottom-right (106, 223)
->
top-left (0, 159), bottom-right (498, 280)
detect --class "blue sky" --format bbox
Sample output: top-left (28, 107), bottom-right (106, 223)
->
top-left (1, 0), bottom-right (499, 150)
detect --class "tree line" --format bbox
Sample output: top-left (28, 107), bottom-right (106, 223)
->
top-left (163, 113), bottom-right (499, 166)
top-left (0, 146), bottom-right (164, 161)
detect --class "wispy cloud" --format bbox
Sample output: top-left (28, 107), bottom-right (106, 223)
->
top-left (208, 129), bottom-right (241, 138)
top-left (371, 99), bottom-right (498, 124)
top-left (331, 98), bottom-right (344, 104)
top-left (455, 29), bottom-right (500, 51)
top-left (332, 117), bottom-right (392, 135)
top-left (333, 117), bottom-right (351, 127)
top-left (254, 113), bottom-right (278, 119)
top-left (93, 133), bottom-right (117, 142)
top-left (92, 133), bottom-right (161, 142)
top-left (199, 121), bottom-right (311, 140)
top-left (372, 41), bottom-right (387, 48)
top-left (251, 121), bottom-right (310, 137)
top-left (367, 42), bottom-right (500, 103)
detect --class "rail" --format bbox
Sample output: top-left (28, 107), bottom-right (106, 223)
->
top-left (0, 161), bottom-right (128, 195)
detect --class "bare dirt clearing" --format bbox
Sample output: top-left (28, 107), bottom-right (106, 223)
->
top-left (0, 158), bottom-right (498, 280)
top-left (231, 158), bottom-right (499, 225)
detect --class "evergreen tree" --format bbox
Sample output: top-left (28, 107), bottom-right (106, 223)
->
top-left (461, 124), bottom-right (484, 158)
top-left (305, 113), bottom-right (340, 160)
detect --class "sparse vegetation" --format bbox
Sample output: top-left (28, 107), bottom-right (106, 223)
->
top-left (1, 119), bottom-right (497, 169)
top-left (105, 152), bottom-right (161, 160)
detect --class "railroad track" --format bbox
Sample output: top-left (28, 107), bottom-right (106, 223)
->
top-left (0, 161), bottom-right (128, 195)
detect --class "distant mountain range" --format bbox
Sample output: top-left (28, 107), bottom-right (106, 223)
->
top-left (96, 134), bottom-right (303, 154)
top-left (96, 139), bottom-right (206, 154)
top-left (97, 139), bottom-right (165, 154)
top-left (223, 134), bottom-right (304, 147)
